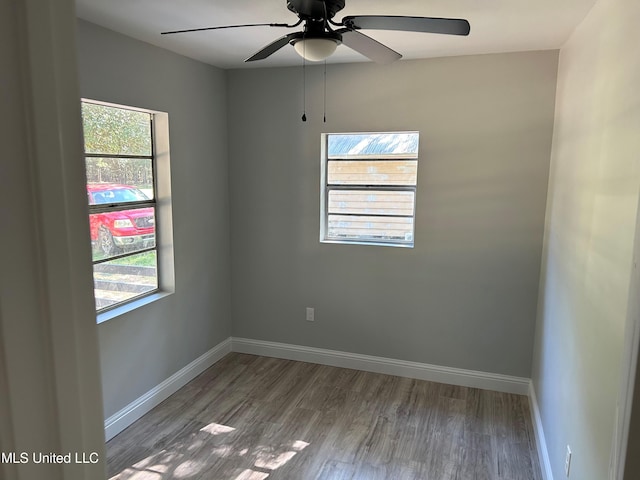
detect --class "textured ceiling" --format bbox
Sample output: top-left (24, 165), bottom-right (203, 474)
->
top-left (75, 0), bottom-right (597, 69)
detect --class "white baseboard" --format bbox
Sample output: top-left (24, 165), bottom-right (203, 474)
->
top-left (104, 337), bottom-right (232, 441)
top-left (529, 381), bottom-right (554, 480)
top-left (231, 337), bottom-right (530, 395)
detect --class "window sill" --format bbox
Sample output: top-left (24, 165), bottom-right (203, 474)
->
top-left (96, 291), bottom-right (172, 324)
top-left (320, 239), bottom-right (414, 249)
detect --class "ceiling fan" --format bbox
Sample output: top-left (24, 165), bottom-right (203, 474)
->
top-left (161, 0), bottom-right (470, 64)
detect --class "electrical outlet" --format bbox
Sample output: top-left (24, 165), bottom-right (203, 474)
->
top-left (565, 445), bottom-right (572, 477)
top-left (306, 307), bottom-right (314, 322)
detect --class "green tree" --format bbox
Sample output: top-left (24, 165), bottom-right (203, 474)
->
top-left (82, 102), bottom-right (153, 188)
top-left (81, 102), bottom-right (151, 155)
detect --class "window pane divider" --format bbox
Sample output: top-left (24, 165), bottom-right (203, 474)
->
top-left (93, 246), bottom-right (156, 266)
top-left (85, 153), bottom-right (153, 160)
top-left (88, 200), bottom-right (155, 213)
top-left (328, 213), bottom-right (415, 219)
top-left (328, 155), bottom-right (418, 161)
top-left (327, 185), bottom-right (417, 191)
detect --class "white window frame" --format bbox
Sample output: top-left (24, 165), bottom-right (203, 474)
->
top-left (320, 131), bottom-right (419, 248)
top-left (82, 99), bottom-right (175, 322)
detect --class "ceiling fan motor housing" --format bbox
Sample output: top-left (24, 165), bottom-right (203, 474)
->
top-left (287, 0), bottom-right (346, 21)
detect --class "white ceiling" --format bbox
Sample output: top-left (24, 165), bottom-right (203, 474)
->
top-left (75, 0), bottom-right (597, 70)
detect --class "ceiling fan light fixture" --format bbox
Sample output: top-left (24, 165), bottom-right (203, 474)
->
top-left (293, 37), bottom-right (339, 62)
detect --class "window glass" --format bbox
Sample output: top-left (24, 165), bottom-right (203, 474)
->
top-left (328, 190), bottom-right (415, 216)
top-left (328, 215), bottom-right (415, 243)
top-left (88, 185), bottom-right (150, 205)
top-left (85, 157), bottom-right (154, 201)
top-left (327, 160), bottom-right (417, 186)
top-left (82, 102), bottom-right (152, 156)
top-left (93, 251), bottom-right (158, 311)
top-left (89, 207), bottom-right (156, 261)
top-left (328, 132), bottom-right (419, 158)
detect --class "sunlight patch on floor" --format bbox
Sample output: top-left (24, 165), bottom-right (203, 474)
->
top-left (233, 469), bottom-right (270, 480)
top-left (254, 440), bottom-right (310, 470)
top-left (173, 460), bottom-right (204, 478)
top-left (200, 422), bottom-right (236, 435)
top-left (109, 419), bottom-right (310, 479)
top-left (110, 467), bottom-right (164, 480)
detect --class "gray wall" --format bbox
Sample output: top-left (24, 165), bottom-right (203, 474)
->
top-left (228, 51), bottom-right (558, 377)
top-left (531, 0), bottom-right (640, 477)
top-left (76, 20), bottom-right (231, 418)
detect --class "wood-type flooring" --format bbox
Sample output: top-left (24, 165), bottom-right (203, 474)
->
top-left (107, 353), bottom-right (543, 480)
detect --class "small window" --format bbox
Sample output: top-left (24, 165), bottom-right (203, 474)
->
top-left (82, 100), bottom-right (160, 311)
top-left (321, 132), bottom-right (419, 247)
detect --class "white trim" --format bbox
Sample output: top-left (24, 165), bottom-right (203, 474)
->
top-left (231, 337), bottom-right (530, 395)
top-left (104, 338), bottom-right (232, 441)
top-left (529, 381), bottom-right (554, 480)
top-left (612, 256), bottom-right (640, 479)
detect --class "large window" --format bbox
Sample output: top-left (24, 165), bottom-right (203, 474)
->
top-left (321, 132), bottom-right (419, 247)
top-left (82, 100), bottom-right (160, 311)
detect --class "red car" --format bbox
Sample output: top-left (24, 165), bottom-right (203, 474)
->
top-left (87, 183), bottom-right (155, 256)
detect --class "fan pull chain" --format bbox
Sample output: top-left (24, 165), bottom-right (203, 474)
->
top-left (322, 0), bottom-right (330, 123)
top-left (323, 60), bottom-right (327, 123)
top-left (322, 0), bottom-right (331, 120)
top-left (301, 40), bottom-right (307, 122)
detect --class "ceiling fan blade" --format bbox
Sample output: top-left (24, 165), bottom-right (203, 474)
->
top-left (161, 21), bottom-right (299, 36)
top-left (342, 15), bottom-right (470, 36)
top-left (337, 29), bottom-right (401, 64)
top-left (245, 32), bottom-right (303, 62)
